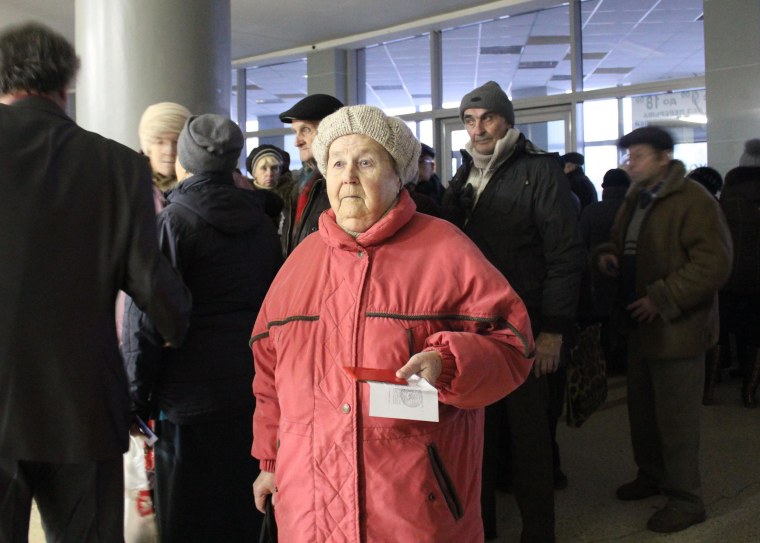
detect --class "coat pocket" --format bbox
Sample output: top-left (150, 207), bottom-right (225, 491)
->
top-left (427, 443), bottom-right (463, 521)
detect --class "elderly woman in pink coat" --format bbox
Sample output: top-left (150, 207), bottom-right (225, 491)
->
top-left (250, 105), bottom-right (534, 542)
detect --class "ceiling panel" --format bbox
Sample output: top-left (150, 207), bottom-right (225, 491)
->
top-left (1, 0), bottom-right (706, 121)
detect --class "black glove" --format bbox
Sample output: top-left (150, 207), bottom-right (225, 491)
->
top-left (458, 183), bottom-right (475, 212)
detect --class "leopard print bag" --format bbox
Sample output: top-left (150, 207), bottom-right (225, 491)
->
top-left (566, 322), bottom-right (607, 428)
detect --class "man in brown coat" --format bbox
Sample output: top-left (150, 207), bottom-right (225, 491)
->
top-left (595, 126), bottom-right (732, 534)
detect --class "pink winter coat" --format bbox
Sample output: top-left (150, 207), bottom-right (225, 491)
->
top-left (251, 190), bottom-right (534, 542)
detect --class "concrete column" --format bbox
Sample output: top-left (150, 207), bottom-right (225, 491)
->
top-left (704, 0), bottom-right (760, 174)
top-left (306, 49), bottom-right (348, 104)
top-left (75, 0), bottom-right (231, 150)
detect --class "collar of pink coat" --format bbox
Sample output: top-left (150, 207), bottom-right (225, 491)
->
top-left (319, 189), bottom-right (417, 250)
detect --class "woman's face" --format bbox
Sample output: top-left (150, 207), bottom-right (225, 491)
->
top-left (253, 156), bottom-right (281, 189)
top-left (326, 134), bottom-right (401, 234)
top-left (146, 131), bottom-right (180, 178)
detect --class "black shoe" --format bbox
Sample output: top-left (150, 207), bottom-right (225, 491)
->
top-left (616, 479), bottom-right (659, 501)
top-left (647, 506), bottom-right (706, 533)
top-left (554, 469), bottom-right (568, 490)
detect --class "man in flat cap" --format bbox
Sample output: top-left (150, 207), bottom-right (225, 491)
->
top-left (278, 93), bottom-right (344, 254)
top-left (594, 126), bottom-right (732, 533)
top-left (444, 80), bottom-right (584, 543)
top-left (561, 151), bottom-right (598, 211)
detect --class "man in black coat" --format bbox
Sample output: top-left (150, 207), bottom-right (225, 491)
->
top-left (444, 81), bottom-right (584, 543)
top-left (0, 23), bottom-right (191, 542)
top-left (122, 114), bottom-right (283, 542)
top-left (579, 168), bottom-right (631, 374)
top-left (562, 151), bottom-right (599, 212)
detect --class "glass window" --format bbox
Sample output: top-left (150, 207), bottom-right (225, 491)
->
top-left (583, 99), bottom-right (619, 143)
top-left (364, 34), bottom-right (431, 114)
top-left (582, 0), bottom-right (705, 91)
top-left (230, 70), bottom-right (238, 122)
top-left (442, 4), bottom-right (571, 107)
top-left (584, 145), bottom-right (620, 193)
top-left (675, 142), bottom-right (708, 173)
top-left (244, 59), bottom-right (307, 131)
top-left (515, 119), bottom-right (565, 154)
top-left (622, 89), bottom-right (707, 169)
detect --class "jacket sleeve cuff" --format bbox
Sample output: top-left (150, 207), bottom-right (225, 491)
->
top-left (647, 279), bottom-right (681, 321)
top-left (260, 459), bottom-right (277, 472)
top-left (423, 346), bottom-right (456, 389)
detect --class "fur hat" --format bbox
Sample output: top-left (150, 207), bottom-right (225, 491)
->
top-left (138, 102), bottom-right (191, 153)
top-left (177, 114), bottom-right (243, 173)
top-left (459, 81), bottom-right (515, 126)
top-left (618, 126), bottom-right (674, 151)
top-left (602, 168), bottom-right (631, 189)
top-left (278, 94), bottom-right (344, 124)
top-left (739, 139), bottom-right (760, 167)
top-left (312, 105), bottom-right (421, 184)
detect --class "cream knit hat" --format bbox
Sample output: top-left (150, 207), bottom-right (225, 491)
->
top-left (312, 105), bottom-right (421, 184)
top-left (138, 102), bottom-right (191, 153)
top-left (740, 138), bottom-right (760, 167)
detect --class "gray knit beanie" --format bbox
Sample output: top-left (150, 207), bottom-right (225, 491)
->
top-left (739, 138), bottom-right (760, 167)
top-left (177, 114), bottom-right (244, 173)
top-left (459, 81), bottom-right (515, 126)
top-left (312, 105), bottom-right (421, 184)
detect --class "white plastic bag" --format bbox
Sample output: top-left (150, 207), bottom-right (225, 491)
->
top-left (124, 434), bottom-right (159, 543)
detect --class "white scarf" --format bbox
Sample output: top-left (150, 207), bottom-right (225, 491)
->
top-left (464, 128), bottom-right (521, 207)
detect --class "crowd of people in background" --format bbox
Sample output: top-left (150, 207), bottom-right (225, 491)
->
top-left (2, 21), bottom-right (757, 543)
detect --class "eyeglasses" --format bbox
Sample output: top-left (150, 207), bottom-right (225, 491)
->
top-left (418, 159), bottom-right (434, 165)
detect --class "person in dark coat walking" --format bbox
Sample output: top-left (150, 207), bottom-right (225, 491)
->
top-left (579, 168), bottom-right (631, 373)
top-left (562, 152), bottom-right (598, 212)
top-left (122, 114), bottom-right (283, 542)
top-left (415, 142), bottom-right (445, 204)
top-left (0, 23), bottom-right (191, 542)
top-left (716, 140), bottom-right (760, 406)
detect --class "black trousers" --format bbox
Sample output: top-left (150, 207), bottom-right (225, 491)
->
top-left (0, 456), bottom-right (123, 543)
top-left (547, 365), bottom-right (567, 474)
top-left (481, 372), bottom-right (555, 543)
top-left (154, 414), bottom-right (263, 543)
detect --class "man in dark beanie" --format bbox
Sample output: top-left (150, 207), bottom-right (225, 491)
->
top-left (444, 80), bottom-right (584, 543)
top-left (0, 23), bottom-right (191, 542)
top-left (122, 113), bottom-right (282, 542)
top-left (561, 151), bottom-right (598, 211)
top-left (414, 142), bottom-right (445, 204)
top-left (278, 93), bottom-right (344, 254)
top-left (595, 125), bottom-right (732, 533)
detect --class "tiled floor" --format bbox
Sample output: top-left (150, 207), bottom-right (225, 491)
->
top-left (492, 374), bottom-right (760, 542)
top-left (28, 374), bottom-right (760, 542)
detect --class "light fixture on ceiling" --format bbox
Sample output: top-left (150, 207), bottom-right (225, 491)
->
top-left (480, 46), bottom-right (524, 55)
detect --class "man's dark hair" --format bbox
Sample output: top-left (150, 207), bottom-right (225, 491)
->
top-left (0, 22), bottom-right (80, 95)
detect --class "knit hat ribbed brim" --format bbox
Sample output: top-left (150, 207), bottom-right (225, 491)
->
top-left (740, 138), bottom-right (760, 167)
top-left (312, 105), bottom-right (421, 184)
top-left (138, 102), bottom-right (191, 153)
top-left (177, 114), bottom-right (244, 173)
top-left (459, 81), bottom-right (515, 126)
